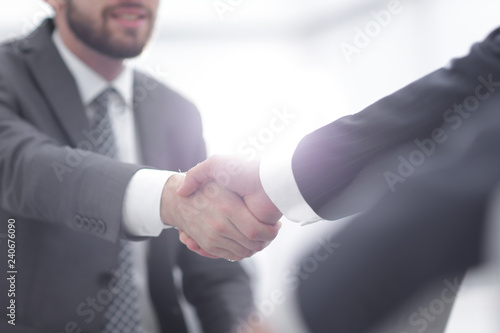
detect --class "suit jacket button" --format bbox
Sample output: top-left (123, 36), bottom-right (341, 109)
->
top-left (75, 215), bottom-right (83, 227)
top-left (82, 217), bottom-right (90, 231)
top-left (89, 218), bottom-right (97, 231)
top-left (96, 220), bottom-right (106, 234)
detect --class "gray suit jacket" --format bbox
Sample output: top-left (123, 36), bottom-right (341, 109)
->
top-left (0, 20), bottom-right (252, 333)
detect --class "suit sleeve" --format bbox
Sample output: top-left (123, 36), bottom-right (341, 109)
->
top-left (292, 27), bottom-right (500, 214)
top-left (296, 92), bottom-right (500, 332)
top-left (293, 29), bottom-right (500, 333)
top-left (0, 73), bottom-right (142, 243)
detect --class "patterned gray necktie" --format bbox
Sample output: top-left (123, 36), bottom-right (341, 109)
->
top-left (89, 88), bottom-right (143, 333)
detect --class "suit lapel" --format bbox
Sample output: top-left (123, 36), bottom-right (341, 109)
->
top-left (21, 19), bottom-right (90, 148)
top-left (133, 71), bottom-right (171, 168)
top-left (133, 72), bottom-right (206, 171)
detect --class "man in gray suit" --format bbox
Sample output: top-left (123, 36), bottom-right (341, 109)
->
top-left (0, 0), bottom-right (280, 332)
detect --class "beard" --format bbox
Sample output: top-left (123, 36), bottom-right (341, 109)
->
top-left (66, 2), bottom-right (155, 59)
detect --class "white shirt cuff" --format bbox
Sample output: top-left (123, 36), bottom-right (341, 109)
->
top-left (259, 146), bottom-right (322, 224)
top-left (123, 169), bottom-right (177, 237)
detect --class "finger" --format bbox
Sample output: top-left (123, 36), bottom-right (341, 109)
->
top-left (177, 158), bottom-right (217, 197)
top-left (206, 190), bottom-right (273, 250)
top-left (201, 244), bottom-right (245, 261)
top-left (194, 249), bottom-right (219, 259)
top-left (227, 202), bottom-right (281, 242)
top-left (182, 234), bottom-right (218, 258)
top-left (200, 224), bottom-right (260, 260)
top-left (209, 218), bottom-right (270, 255)
top-left (276, 220), bottom-right (283, 229)
top-left (178, 228), bottom-right (217, 258)
top-left (176, 192), bottom-right (254, 259)
top-left (178, 230), bottom-right (189, 245)
top-left (180, 179), bottom-right (270, 259)
top-left (186, 239), bottom-right (219, 259)
top-left (197, 249), bottom-right (217, 258)
top-left (185, 216), bottom-right (254, 259)
top-left (221, 236), bottom-right (259, 258)
top-left (223, 230), bottom-right (270, 253)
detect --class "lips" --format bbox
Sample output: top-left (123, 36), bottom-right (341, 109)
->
top-left (115, 13), bottom-right (143, 21)
top-left (108, 6), bottom-right (149, 28)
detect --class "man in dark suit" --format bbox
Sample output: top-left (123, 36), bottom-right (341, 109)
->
top-left (178, 26), bottom-right (500, 332)
top-left (0, 0), bottom-right (280, 332)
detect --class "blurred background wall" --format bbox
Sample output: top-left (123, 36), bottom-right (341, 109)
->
top-left (2, 1), bottom-right (500, 332)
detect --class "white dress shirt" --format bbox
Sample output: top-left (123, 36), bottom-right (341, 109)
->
top-left (260, 145), bottom-right (322, 224)
top-left (52, 30), bottom-right (165, 333)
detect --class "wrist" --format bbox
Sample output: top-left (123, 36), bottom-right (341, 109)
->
top-left (250, 162), bottom-right (282, 224)
top-left (255, 170), bottom-right (280, 214)
top-left (160, 173), bottom-right (186, 228)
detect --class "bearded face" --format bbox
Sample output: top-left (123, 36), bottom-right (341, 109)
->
top-left (65, 0), bottom-right (159, 59)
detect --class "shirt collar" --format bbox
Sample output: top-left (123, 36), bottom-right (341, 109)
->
top-left (52, 29), bottom-right (134, 107)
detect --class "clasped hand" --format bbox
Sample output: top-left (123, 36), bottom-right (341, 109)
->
top-left (160, 156), bottom-right (282, 261)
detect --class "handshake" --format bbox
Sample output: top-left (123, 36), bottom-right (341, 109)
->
top-left (160, 155), bottom-right (283, 261)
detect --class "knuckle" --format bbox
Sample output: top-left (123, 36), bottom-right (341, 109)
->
top-left (203, 182), bottom-right (220, 198)
top-left (211, 220), bottom-right (227, 234)
top-left (244, 249), bottom-right (256, 258)
top-left (185, 168), bottom-right (194, 177)
top-left (253, 241), bottom-right (268, 252)
top-left (193, 193), bottom-right (209, 210)
top-left (261, 228), bottom-right (279, 241)
top-left (204, 245), bottom-right (218, 255)
top-left (244, 227), bottom-right (260, 241)
top-left (218, 204), bottom-right (230, 217)
top-left (203, 232), bottom-right (217, 245)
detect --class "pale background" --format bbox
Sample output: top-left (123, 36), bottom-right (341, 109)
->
top-left (2, 1), bottom-right (500, 332)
